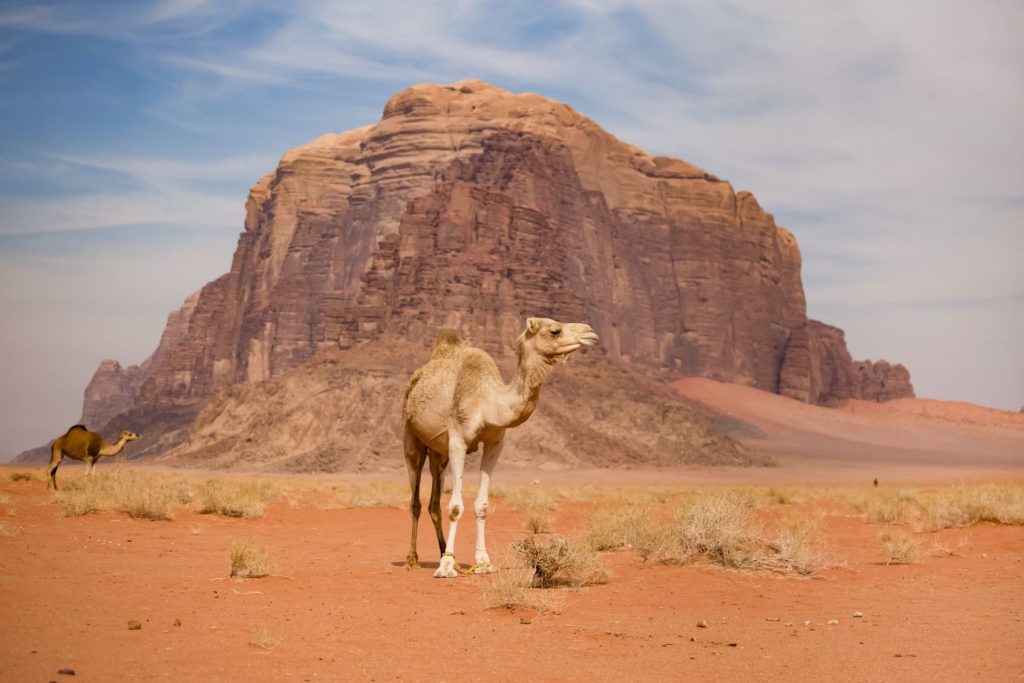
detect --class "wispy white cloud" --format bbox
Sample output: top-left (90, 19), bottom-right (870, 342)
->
top-left (50, 151), bottom-right (275, 183)
top-left (0, 189), bottom-right (240, 234)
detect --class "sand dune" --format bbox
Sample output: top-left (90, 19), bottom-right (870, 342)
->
top-left (673, 378), bottom-right (1023, 480)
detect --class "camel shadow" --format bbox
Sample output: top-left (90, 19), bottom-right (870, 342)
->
top-left (390, 560), bottom-right (440, 569)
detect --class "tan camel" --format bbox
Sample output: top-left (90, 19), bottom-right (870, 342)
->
top-left (47, 425), bottom-right (139, 490)
top-left (403, 317), bottom-right (598, 578)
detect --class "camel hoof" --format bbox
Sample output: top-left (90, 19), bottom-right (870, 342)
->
top-left (434, 555), bottom-right (459, 579)
top-left (406, 552), bottom-right (418, 568)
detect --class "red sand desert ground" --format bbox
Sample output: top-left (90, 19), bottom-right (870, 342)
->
top-left (3, 383), bottom-right (1022, 681)
top-left (1, 470), bottom-right (1023, 682)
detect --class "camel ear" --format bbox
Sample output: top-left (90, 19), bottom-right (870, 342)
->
top-left (525, 318), bottom-right (541, 335)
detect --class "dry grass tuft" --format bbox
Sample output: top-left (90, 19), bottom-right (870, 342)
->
top-left (57, 470), bottom-right (192, 520)
top-left (229, 537), bottom-right (274, 578)
top-left (323, 481), bottom-right (408, 509)
top-left (9, 472), bottom-right (32, 482)
top-left (668, 493), bottom-right (762, 568)
top-left (766, 513), bottom-right (828, 576)
top-left (510, 534), bottom-right (609, 589)
top-left (850, 487), bottom-right (920, 525)
top-left (845, 483), bottom-right (1024, 531)
top-left (918, 484), bottom-right (1024, 531)
top-left (199, 479), bottom-right (279, 518)
top-left (664, 494), bottom-right (828, 575)
top-left (505, 485), bottom-right (559, 512)
top-left (506, 484), bottom-right (560, 534)
top-left (879, 529), bottom-right (920, 565)
top-left (525, 507), bottom-right (554, 534)
top-left (479, 563), bottom-right (535, 610)
top-left (585, 503), bottom-right (668, 561)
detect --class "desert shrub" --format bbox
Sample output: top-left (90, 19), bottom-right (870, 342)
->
top-left (477, 552), bottom-right (565, 613)
top-left (9, 472), bottom-right (32, 482)
top-left (122, 486), bottom-right (174, 521)
top-left (665, 493), bottom-right (827, 575)
top-left (199, 479), bottom-right (279, 518)
top-left (844, 483), bottom-right (1024, 531)
top-left (57, 471), bottom-right (191, 519)
top-left (765, 513), bottom-right (827, 576)
top-left (479, 562), bottom-right (535, 610)
top-left (668, 493), bottom-right (762, 568)
top-left (879, 529), bottom-right (920, 564)
top-left (918, 484), bottom-right (1024, 531)
top-left (510, 534), bottom-right (609, 588)
top-left (229, 537), bottom-right (274, 577)
top-left (585, 503), bottom-right (667, 561)
top-left (850, 487), bottom-right (920, 525)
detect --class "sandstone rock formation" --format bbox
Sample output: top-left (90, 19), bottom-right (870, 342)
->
top-left (19, 80), bottom-right (913, 469)
top-left (80, 360), bottom-right (139, 428)
top-left (777, 320), bottom-right (913, 405)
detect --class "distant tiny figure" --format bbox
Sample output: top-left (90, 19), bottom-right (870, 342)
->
top-left (873, 478), bottom-right (879, 487)
top-left (47, 425), bottom-right (139, 490)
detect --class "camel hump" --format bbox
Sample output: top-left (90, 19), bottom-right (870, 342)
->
top-left (431, 330), bottom-right (466, 359)
top-left (66, 424), bottom-right (88, 434)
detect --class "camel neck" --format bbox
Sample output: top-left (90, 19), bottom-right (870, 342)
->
top-left (505, 351), bottom-right (553, 426)
top-left (99, 436), bottom-right (127, 457)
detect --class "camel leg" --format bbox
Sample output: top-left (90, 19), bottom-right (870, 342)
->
top-left (472, 439), bottom-right (503, 572)
top-left (47, 446), bottom-right (63, 491)
top-left (404, 429), bottom-right (428, 567)
top-left (427, 450), bottom-right (447, 556)
top-left (435, 434), bottom-right (467, 579)
top-left (86, 457), bottom-right (97, 478)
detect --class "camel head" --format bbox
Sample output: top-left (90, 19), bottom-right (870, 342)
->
top-left (518, 317), bottom-right (599, 364)
top-left (120, 430), bottom-right (139, 443)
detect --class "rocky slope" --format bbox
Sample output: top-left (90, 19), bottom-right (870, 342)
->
top-left (18, 81), bottom-right (912, 469)
top-left (157, 342), bottom-right (760, 472)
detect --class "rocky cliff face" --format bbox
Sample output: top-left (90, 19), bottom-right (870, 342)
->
top-left (777, 320), bottom-right (913, 405)
top-left (80, 291), bottom-right (201, 430)
top-left (61, 80), bottom-right (911, 470)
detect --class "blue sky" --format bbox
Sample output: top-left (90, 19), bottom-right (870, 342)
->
top-left (1, 0), bottom-right (1022, 459)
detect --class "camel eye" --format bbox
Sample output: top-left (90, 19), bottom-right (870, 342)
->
top-left (550, 328), bottom-right (561, 337)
